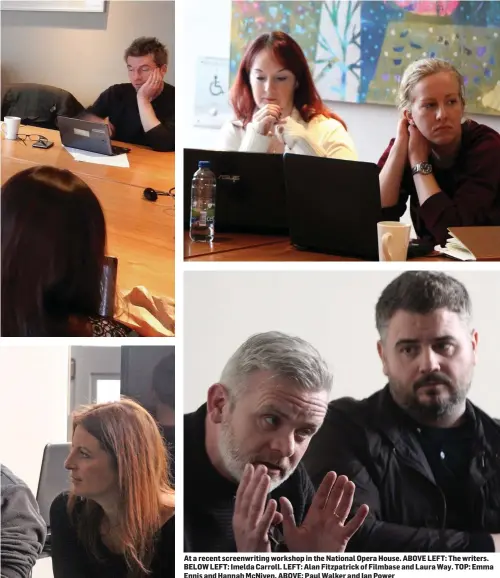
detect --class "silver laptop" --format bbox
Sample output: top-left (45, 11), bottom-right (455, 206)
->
top-left (58, 116), bottom-right (131, 156)
top-left (36, 443), bottom-right (71, 526)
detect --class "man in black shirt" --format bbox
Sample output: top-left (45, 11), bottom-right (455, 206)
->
top-left (83, 36), bottom-right (174, 151)
top-left (304, 271), bottom-right (500, 552)
top-left (184, 331), bottom-right (368, 552)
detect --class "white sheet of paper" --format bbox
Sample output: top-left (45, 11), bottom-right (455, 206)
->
top-left (63, 146), bottom-right (130, 168)
top-left (434, 239), bottom-right (476, 261)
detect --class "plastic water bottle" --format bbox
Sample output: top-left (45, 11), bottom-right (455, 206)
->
top-left (190, 161), bottom-right (216, 242)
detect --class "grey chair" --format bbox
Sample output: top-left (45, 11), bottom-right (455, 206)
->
top-left (35, 443), bottom-right (71, 558)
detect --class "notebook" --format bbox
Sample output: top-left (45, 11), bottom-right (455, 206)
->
top-left (435, 227), bottom-right (500, 261)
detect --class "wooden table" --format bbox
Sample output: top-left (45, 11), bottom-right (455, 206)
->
top-left (2, 133), bottom-right (175, 298)
top-left (184, 231), bottom-right (284, 259)
top-left (1, 126), bottom-right (173, 192)
top-left (184, 232), bottom-right (448, 262)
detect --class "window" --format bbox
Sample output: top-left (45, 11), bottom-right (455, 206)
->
top-left (95, 379), bottom-right (121, 403)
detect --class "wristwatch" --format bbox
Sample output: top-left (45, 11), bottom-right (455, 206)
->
top-left (411, 162), bottom-right (433, 176)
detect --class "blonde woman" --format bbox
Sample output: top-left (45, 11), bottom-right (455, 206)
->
top-left (50, 399), bottom-right (174, 578)
top-left (378, 58), bottom-right (500, 246)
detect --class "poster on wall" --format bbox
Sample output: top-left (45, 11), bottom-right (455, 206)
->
top-left (230, 0), bottom-right (500, 116)
top-left (1, 0), bottom-right (105, 11)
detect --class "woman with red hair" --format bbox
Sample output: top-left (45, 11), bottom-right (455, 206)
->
top-left (219, 31), bottom-right (357, 160)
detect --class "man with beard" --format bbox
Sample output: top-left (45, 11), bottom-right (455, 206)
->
top-left (184, 331), bottom-right (368, 552)
top-left (304, 271), bottom-right (500, 552)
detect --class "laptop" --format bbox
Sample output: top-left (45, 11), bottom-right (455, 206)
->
top-left (36, 443), bottom-right (71, 533)
top-left (57, 116), bottom-right (131, 156)
top-left (184, 149), bottom-right (288, 234)
top-left (283, 153), bottom-right (383, 261)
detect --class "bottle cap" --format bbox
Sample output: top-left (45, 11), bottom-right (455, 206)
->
top-left (198, 161), bottom-right (211, 168)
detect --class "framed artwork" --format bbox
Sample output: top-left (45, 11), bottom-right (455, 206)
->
top-left (230, 1), bottom-right (500, 116)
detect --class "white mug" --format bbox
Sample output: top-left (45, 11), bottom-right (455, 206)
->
top-left (377, 221), bottom-right (411, 261)
top-left (1, 116), bottom-right (21, 140)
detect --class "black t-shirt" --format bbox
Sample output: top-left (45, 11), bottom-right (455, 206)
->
top-left (414, 418), bottom-right (476, 531)
top-left (86, 82), bottom-right (174, 151)
top-left (50, 492), bottom-right (174, 578)
top-left (184, 404), bottom-right (315, 552)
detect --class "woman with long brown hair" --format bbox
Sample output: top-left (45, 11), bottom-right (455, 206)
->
top-left (1, 165), bottom-right (129, 336)
top-left (50, 398), bottom-right (174, 578)
top-left (219, 31), bottom-right (357, 159)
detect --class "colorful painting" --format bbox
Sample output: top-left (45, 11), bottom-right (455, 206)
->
top-left (230, 1), bottom-right (500, 115)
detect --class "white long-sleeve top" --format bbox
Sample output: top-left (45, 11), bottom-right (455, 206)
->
top-left (217, 107), bottom-right (358, 160)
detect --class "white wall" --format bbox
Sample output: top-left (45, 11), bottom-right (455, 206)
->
top-left (1, 0), bottom-right (175, 106)
top-left (0, 345), bottom-right (70, 494)
top-left (184, 269), bottom-right (500, 417)
top-left (182, 0), bottom-right (500, 163)
top-left (0, 344), bottom-right (124, 578)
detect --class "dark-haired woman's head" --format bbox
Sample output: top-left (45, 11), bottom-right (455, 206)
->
top-left (1, 166), bottom-right (106, 336)
top-left (230, 31), bottom-right (346, 128)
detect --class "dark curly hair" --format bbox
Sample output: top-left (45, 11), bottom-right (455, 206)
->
top-left (124, 36), bottom-right (168, 67)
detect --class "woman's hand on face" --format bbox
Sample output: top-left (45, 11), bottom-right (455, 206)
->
top-left (408, 123), bottom-right (431, 166)
top-left (252, 104), bottom-right (282, 135)
top-left (396, 116), bottom-right (410, 148)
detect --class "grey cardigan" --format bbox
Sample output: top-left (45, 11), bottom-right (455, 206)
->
top-left (1, 465), bottom-right (46, 578)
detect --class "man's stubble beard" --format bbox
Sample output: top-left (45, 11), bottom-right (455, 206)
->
top-left (218, 416), bottom-right (295, 492)
top-left (389, 371), bottom-right (472, 423)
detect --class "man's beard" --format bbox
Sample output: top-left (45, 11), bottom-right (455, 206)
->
top-left (390, 370), bottom-right (471, 423)
top-left (218, 417), bottom-right (294, 492)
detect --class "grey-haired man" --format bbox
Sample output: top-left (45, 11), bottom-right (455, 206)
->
top-left (184, 331), bottom-right (368, 552)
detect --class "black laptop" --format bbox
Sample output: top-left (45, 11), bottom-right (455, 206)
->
top-left (184, 149), bottom-right (288, 234)
top-left (283, 153), bottom-right (383, 260)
